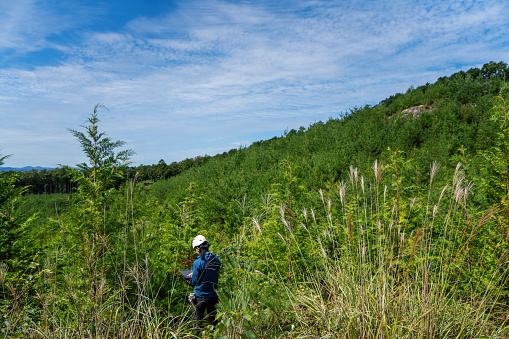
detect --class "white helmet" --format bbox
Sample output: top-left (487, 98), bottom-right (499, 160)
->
top-left (192, 235), bottom-right (207, 249)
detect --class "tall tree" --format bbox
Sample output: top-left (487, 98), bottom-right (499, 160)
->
top-left (61, 104), bottom-right (135, 314)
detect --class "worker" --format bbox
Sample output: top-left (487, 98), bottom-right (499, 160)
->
top-left (187, 234), bottom-right (221, 337)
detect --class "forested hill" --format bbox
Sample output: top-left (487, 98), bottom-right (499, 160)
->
top-left (143, 62), bottom-right (507, 201)
top-left (2, 61), bottom-right (509, 338)
top-left (0, 166), bottom-right (54, 172)
top-left (12, 61), bottom-right (509, 198)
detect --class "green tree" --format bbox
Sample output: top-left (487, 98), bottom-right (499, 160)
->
top-left (0, 151), bottom-right (34, 266)
top-left (61, 104), bottom-right (135, 310)
top-left (0, 151), bottom-right (10, 166)
top-left (67, 104), bottom-right (134, 198)
top-left (478, 87), bottom-right (509, 203)
top-left (478, 86), bottom-right (509, 240)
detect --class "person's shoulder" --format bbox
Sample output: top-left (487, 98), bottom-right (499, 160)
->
top-left (209, 253), bottom-right (221, 265)
top-left (207, 252), bottom-right (220, 260)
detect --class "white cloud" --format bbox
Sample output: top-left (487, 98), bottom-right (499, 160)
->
top-left (1, 0), bottom-right (508, 167)
top-left (0, 1), bottom-right (102, 56)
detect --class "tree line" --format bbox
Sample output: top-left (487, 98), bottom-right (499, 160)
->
top-left (7, 154), bottom-right (217, 194)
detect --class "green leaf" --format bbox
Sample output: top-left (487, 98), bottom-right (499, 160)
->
top-left (242, 312), bottom-right (252, 322)
top-left (241, 330), bottom-right (256, 339)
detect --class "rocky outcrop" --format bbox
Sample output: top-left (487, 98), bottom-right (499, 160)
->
top-left (401, 105), bottom-right (433, 118)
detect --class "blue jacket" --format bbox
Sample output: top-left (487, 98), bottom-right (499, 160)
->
top-left (191, 252), bottom-right (221, 298)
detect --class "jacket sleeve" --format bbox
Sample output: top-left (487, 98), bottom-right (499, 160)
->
top-left (190, 260), bottom-right (201, 286)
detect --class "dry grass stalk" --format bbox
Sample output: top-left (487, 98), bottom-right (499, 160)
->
top-left (349, 165), bottom-right (359, 186)
top-left (430, 161), bottom-right (440, 184)
top-left (348, 214), bottom-right (353, 244)
top-left (373, 160), bottom-right (384, 185)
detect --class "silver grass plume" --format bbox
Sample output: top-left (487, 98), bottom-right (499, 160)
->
top-left (454, 177), bottom-right (466, 204)
top-left (430, 161), bottom-right (440, 184)
top-left (253, 218), bottom-right (262, 235)
top-left (280, 204), bottom-right (292, 233)
top-left (338, 181), bottom-right (347, 207)
top-left (463, 181), bottom-right (474, 204)
top-left (453, 163), bottom-right (463, 188)
top-left (391, 202), bottom-right (397, 216)
top-left (373, 160), bottom-right (384, 184)
top-left (327, 199), bottom-right (332, 224)
top-left (317, 237), bottom-right (327, 258)
top-left (349, 165), bottom-right (359, 185)
top-left (410, 197), bottom-right (417, 209)
top-left (0, 263), bottom-right (7, 285)
top-left (302, 207), bottom-right (308, 223)
top-left (439, 184), bottom-right (450, 204)
top-left (433, 204), bottom-right (439, 219)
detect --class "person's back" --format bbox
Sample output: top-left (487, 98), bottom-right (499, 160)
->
top-left (187, 235), bottom-right (221, 337)
top-left (191, 251), bottom-right (221, 298)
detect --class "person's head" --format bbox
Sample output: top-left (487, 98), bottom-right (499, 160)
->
top-left (192, 235), bottom-right (210, 259)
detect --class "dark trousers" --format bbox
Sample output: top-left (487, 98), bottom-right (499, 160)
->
top-left (192, 296), bottom-right (219, 336)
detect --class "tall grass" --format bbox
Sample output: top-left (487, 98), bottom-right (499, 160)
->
top-left (211, 162), bottom-right (508, 338)
top-left (2, 162), bottom-right (508, 338)
top-left (1, 178), bottom-right (197, 338)
top-left (236, 161), bottom-right (509, 338)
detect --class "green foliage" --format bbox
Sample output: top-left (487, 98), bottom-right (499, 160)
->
top-left (0, 261), bottom-right (44, 338)
top-left (44, 105), bottom-right (139, 334)
top-left (66, 103), bottom-right (134, 199)
top-left (212, 311), bottom-right (258, 339)
top-left (4, 62), bottom-right (509, 337)
top-left (0, 173), bottom-right (29, 263)
top-left (0, 151), bottom-right (11, 167)
top-left (0, 152), bottom-right (37, 268)
top-left (478, 86), bottom-right (509, 205)
top-left (0, 151), bottom-right (40, 337)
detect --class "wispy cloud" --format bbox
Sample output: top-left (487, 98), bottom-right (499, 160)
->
top-left (0, 0), bottom-right (103, 57)
top-left (1, 0), bottom-right (508, 167)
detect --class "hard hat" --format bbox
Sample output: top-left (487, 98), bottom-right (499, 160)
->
top-left (192, 235), bottom-right (207, 249)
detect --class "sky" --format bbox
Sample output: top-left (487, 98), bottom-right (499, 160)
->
top-left (1, 0), bottom-right (509, 168)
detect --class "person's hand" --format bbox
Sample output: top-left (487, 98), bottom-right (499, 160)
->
top-left (185, 272), bottom-right (193, 286)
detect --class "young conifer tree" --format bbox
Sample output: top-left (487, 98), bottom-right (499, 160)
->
top-left (0, 151), bottom-right (31, 266)
top-left (67, 104), bottom-right (134, 204)
top-left (62, 104), bottom-right (135, 306)
top-left (0, 151), bottom-right (10, 166)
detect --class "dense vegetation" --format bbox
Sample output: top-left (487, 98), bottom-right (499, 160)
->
top-left (1, 61), bottom-right (509, 338)
top-left (7, 155), bottom-right (213, 195)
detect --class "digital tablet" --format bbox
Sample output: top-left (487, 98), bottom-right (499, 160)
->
top-left (181, 269), bottom-right (192, 279)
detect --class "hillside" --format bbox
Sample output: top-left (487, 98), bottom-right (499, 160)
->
top-left (2, 61), bottom-right (509, 338)
top-left (143, 61), bottom-right (507, 229)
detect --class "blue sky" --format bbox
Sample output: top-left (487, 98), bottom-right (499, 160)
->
top-left (1, 0), bottom-right (508, 167)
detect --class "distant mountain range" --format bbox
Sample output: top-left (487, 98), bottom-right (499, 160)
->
top-left (0, 166), bottom-right (55, 172)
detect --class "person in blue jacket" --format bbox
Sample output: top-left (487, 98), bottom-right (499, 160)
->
top-left (187, 235), bottom-right (221, 336)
